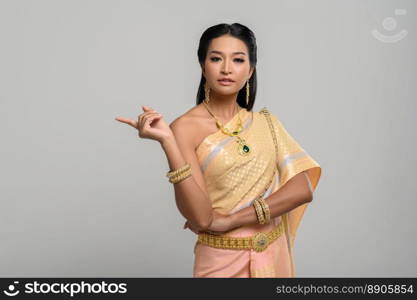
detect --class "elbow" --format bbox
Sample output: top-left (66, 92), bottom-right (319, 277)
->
top-left (304, 190), bottom-right (313, 203)
top-left (298, 186), bottom-right (313, 204)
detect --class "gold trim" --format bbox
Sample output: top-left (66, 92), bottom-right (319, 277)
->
top-left (259, 107), bottom-right (279, 159)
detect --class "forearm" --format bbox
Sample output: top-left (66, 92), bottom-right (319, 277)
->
top-left (160, 136), bottom-right (212, 230)
top-left (229, 172), bottom-right (312, 229)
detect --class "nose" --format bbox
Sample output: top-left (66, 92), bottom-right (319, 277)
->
top-left (221, 58), bottom-right (231, 74)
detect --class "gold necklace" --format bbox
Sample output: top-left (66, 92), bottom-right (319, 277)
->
top-left (202, 99), bottom-right (251, 156)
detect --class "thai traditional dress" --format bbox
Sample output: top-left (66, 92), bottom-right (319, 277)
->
top-left (192, 107), bottom-right (322, 278)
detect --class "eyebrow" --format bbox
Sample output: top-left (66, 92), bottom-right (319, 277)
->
top-left (209, 50), bottom-right (246, 56)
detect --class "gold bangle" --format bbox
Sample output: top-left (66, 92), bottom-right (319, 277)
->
top-left (166, 163), bottom-right (191, 178)
top-left (167, 165), bottom-right (191, 183)
top-left (253, 199), bottom-right (265, 224)
top-left (168, 167), bottom-right (190, 182)
top-left (168, 166), bottom-right (191, 182)
top-left (257, 198), bottom-right (271, 224)
top-left (169, 168), bottom-right (192, 184)
top-left (169, 169), bottom-right (191, 183)
top-left (166, 164), bottom-right (190, 179)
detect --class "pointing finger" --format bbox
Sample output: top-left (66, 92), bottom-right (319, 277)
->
top-left (115, 116), bottom-right (138, 129)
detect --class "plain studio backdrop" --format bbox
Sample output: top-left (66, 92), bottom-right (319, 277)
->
top-left (0, 0), bottom-right (416, 277)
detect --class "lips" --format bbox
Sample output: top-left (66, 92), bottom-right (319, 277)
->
top-left (218, 78), bottom-right (235, 82)
top-left (218, 79), bottom-right (234, 86)
top-left (218, 78), bottom-right (235, 86)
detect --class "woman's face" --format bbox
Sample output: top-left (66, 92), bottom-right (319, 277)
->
top-left (202, 35), bottom-right (254, 97)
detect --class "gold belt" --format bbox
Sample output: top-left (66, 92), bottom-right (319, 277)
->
top-left (197, 221), bottom-right (284, 252)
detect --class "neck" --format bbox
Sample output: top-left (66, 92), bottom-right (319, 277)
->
top-left (206, 90), bottom-right (241, 119)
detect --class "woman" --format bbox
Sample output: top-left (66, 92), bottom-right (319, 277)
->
top-left (115, 23), bottom-right (322, 278)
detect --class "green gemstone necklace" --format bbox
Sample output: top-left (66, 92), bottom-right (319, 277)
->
top-left (202, 99), bottom-right (251, 156)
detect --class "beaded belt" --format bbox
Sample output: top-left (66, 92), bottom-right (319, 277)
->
top-left (197, 221), bottom-right (284, 252)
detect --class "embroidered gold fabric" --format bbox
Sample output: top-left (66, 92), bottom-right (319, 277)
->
top-left (195, 109), bottom-right (278, 217)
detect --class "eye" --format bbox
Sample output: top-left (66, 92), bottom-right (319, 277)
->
top-left (209, 57), bottom-right (245, 63)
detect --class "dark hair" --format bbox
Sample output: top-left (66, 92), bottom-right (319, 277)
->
top-left (196, 23), bottom-right (258, 111)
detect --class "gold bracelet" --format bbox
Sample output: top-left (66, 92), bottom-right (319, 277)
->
top-left (166, 164), bottom-right (190, 179)
top-left (169, 168), bottom-right (191, 183)
top-left (166, 163), bottom-right (191, 178)
top-left (168, 165), bottom-right (191, 182)
top-left (257, 198), bottom-right (271, 224)
top-left (170, 170), bottom-right (191, 184)
top-left (253, 199), bottom-right (265, 224)
top-left (169, 168), bottom-right (192, 184)
top-left (166, 165), bottom-right (191, 183)
top-left (168, 168), bottom-right (191, 182)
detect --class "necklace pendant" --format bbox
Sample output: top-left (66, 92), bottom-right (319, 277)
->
top-left (236, 137), bottom-right (251, 156)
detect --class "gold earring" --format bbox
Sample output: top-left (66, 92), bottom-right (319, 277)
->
top-left (246, 80), bottom-right (250, 106)
top-left (204, 81), bottom-right (210, 103)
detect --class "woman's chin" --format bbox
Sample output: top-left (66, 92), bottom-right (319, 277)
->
top-left (213, 86), bottom-right (239, 95)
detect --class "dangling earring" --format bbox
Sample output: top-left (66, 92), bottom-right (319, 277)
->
top-left (246, 80), bottom-right (250, 106)
top-left (204, 81), bottom-right (210, 103)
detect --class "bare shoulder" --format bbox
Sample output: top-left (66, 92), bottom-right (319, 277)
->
top-left (169, 104), bottom-right (211, 150)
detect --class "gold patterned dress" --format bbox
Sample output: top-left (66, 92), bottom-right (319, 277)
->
top-left (192, 107), bottom-right (322, 277)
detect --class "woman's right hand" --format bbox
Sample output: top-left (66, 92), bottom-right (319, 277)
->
top-left (115, 105), bottom-right (173, 143)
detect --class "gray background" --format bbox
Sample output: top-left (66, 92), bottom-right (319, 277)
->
top-left (1, 0), bottom-right (416, 277)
